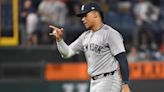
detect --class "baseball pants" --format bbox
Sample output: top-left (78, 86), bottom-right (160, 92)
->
top-left (90, 70), bottom-right (122, 92)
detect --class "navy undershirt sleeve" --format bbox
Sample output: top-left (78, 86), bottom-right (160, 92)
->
top-left (115, 52), bottom-right (129, 83)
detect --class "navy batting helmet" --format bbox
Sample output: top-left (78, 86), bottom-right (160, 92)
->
top-left (76, 2), bottom-right (104, 20)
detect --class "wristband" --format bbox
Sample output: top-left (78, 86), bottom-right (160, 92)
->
top-left (122, 81), bottom-right (130, 85)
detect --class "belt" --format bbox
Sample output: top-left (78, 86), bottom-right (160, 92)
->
top-left (91, 70), bottom-right (116, 80)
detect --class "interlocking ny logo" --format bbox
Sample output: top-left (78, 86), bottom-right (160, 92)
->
top-left (81, 5), bottom-right (84, 11)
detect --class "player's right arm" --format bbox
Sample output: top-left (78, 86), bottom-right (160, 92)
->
top-left (49, 25), bottom-right (76, 58)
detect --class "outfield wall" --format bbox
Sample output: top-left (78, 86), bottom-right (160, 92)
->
top-left (0, 62), bottom-right (164, 92)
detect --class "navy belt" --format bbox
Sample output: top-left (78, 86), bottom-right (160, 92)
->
top-left (92, 70), bottom-right (116, 80)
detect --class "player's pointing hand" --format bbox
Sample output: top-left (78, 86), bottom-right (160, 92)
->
top-left (49, 25), bottom-right (64, 42)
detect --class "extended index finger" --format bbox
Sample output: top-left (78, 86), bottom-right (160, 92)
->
top-left (49, 25), bottom-right (60, 30)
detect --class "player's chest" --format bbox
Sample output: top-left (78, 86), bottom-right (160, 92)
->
top-left (82, 32), bottom-right (108, 53)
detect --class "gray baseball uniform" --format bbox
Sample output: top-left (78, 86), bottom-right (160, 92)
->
top-left (69, 24), bottom-right (125, 76)
top-left (58, 24), bottom-right (124, 92)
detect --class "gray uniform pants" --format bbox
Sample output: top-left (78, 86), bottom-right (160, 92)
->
top-left (90, 70), bottom-right (122, 92)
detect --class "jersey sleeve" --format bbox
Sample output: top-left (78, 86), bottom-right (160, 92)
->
top-left (107, 30), bottom-right (126, 56)
top-left (69, 32), bottom-right (87, 53)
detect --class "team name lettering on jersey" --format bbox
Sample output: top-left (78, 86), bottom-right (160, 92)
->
top-left (84, 43), bottom-right (103, 54)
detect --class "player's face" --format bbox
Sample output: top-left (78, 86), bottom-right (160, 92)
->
top-left (81, 12), bottom-right (95, 29)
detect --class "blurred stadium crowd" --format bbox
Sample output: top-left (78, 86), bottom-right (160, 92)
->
top-left (18, 0), bottom-right (164, 61)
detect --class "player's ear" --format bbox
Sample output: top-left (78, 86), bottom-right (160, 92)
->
top-left (92, 11), bottom-right (98, 18)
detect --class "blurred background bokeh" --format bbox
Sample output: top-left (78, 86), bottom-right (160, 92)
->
top-left (0, 0), bottom-right (164, 92)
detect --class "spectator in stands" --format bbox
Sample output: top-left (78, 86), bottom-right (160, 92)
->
top-left (53, 0), bottom-right (68, 27)
top-left (20, 0), bottom-right (39, 46)
top-left (134, 0), bottom-right (160, 25)
top-left (128, 46), bottom-right (139, 62)
top-left (38, 0), bottom-right (68, 45)
top-left (38, 0), bottom-right (55, 44)
top-left (133, 0), bottom-right (160, 50)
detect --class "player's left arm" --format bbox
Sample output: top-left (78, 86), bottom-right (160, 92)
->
top-left (115, 52), bottom-right (129, 84)
top-left (107, 29), bottom-right (131, 92)
top-left (115, 52), bottom-right (131, 92)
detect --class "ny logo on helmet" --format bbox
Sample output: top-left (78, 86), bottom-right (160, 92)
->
top-left (81, 5), bottom-right (84, 11)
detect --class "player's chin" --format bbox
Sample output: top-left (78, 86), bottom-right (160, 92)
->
top-left (84, 25), bottom-right (90, 29)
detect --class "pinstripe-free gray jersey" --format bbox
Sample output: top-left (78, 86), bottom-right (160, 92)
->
top-left (70, 24), bottom-right (125, 77)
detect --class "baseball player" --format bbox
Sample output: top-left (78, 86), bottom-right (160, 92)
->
top-left (49, 2), bottom-right (131, 92)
